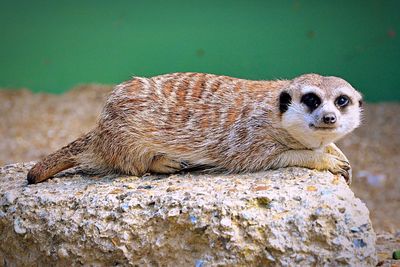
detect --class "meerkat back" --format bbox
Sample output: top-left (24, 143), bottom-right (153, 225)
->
top-left (85, 73), bottom-right (284, 176)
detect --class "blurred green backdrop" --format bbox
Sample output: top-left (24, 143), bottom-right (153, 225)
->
top-left (0, 0), bottom-right (399, 101)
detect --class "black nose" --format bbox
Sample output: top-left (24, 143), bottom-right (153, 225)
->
top-left (323, 113), bottom-right (337, 124)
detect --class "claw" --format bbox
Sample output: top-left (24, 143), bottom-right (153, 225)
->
top-left (338, 167), bottom-right (352, 185)
top-left (180, 161), bottom-right (189, 169)
top-left (344, 167), bottom-right (353, 185)
top-left (328, 155), bottom-right (352, 185)
top-left (341, 162), bottom-right (351, 171)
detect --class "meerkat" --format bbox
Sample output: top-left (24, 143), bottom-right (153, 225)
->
top-left (27, 72), bottom-right (362, 185)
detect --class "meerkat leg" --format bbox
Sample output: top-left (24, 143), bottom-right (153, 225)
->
top-left (148, 155), bottom-right (185, 174)
top-left (324, 143), bottom-right (352, 184)
top-left (268, 149), bottom-right (351, 184)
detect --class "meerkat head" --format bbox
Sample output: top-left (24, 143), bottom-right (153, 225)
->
top-left (278, 74), bottom-right (363, 149)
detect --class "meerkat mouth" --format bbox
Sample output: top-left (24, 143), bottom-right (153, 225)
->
top-left (308, 124), bottom-right (337, 131)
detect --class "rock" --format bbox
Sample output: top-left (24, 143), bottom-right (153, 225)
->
top-left (0, 162), bottom-right (377, 266)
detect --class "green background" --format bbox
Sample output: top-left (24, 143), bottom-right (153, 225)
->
top-left (1, 0), bottom-right (399, 101)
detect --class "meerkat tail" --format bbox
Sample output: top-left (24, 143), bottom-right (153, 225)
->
top-left (27, 130), bottom-right (95, 184)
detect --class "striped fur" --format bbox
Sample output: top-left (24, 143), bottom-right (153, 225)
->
top-left (27, 72), bottom-right (362, 184)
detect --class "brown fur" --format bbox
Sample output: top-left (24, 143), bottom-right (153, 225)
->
top-left (27, 72), bottom-right (362, 184)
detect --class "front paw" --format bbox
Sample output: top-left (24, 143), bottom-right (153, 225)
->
top-left (327, 155), bottom-right (352, 185)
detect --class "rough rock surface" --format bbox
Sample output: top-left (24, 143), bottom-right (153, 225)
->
top-left (0, 163), bottom-right (377, 266)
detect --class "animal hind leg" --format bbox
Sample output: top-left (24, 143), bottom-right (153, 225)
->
top-left (149, 155), bottom-right (185, 174)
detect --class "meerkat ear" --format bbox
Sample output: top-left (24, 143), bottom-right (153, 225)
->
top-left (279, 91), bottom-right (292, 113)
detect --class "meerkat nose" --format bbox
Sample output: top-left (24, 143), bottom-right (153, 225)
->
top-left (322, 113), bottom-right (337, 124)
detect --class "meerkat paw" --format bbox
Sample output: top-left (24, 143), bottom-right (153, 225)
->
top-left (324, 143), bottom-right (348, 160)
top-left (324, 144), bottom-right (352, 184)
top-left (321, 153), bottom-right (352, 184)
top-left (149, 155), bottom-right (186, 174)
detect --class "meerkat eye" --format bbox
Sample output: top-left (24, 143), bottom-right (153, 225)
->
top-left (335, 95), bottom-right (350, 108)
top-left (301, 93), bottom-right (321, 111)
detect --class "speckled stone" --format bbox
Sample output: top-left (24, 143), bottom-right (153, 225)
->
top-left (0, 163), bottom-right (377, 266)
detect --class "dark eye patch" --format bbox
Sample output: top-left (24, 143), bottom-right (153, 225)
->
top-left (335, 95), bottom-right (350, 108)
top-left (301, 93), bottom-right (321, 112)
top-left (279, 91), bottom-right (292, 113)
